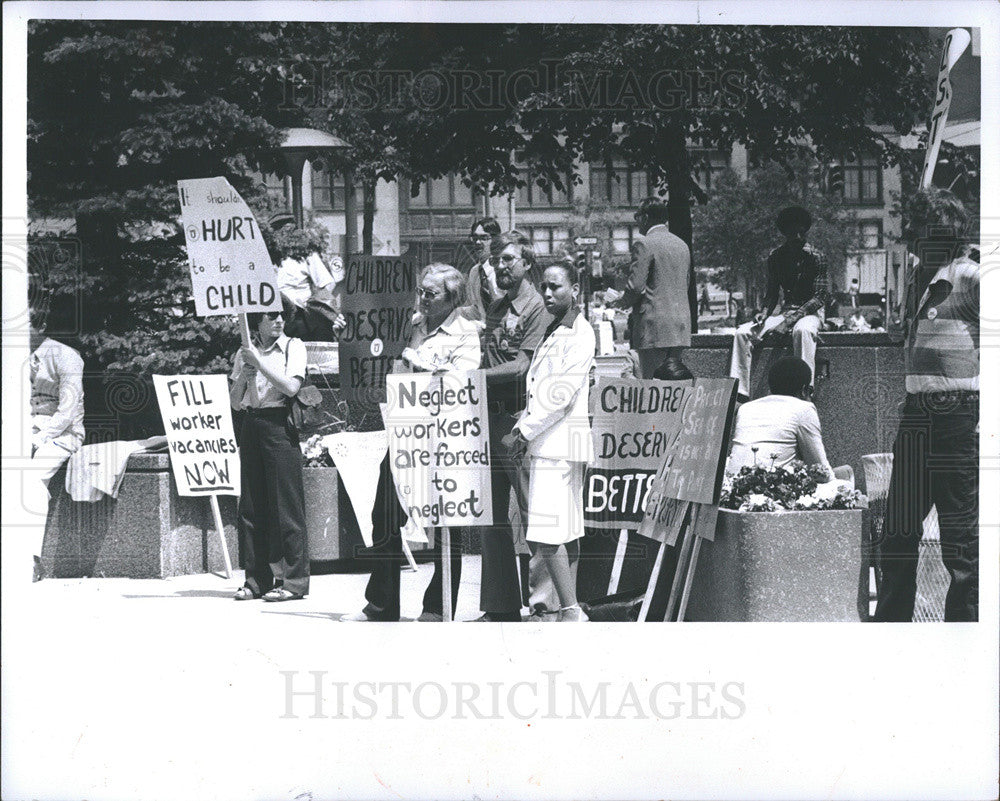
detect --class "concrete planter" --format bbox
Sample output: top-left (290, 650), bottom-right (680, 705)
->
top-left (684, 508), bottom-right (864, 622)
top-left (303, 466), bottom-right (367, 561)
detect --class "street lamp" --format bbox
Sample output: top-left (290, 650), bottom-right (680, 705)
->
top-left (278, 127), bottom-right (356, 261)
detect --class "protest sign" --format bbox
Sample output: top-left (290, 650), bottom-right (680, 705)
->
top-left (639, 377), bottom-right (738, 543)
top-left (339, 251), bottom-right (417, 408)
top-left (585, 377), bottom-right (690, 530)
top-left (920, 28), bottom-right (972, 189)
top-left (153, 374), bottom-right (240, 497)
top-left (177, 177), bottom-right (280, 316)
top-left (384, 371), bottom-right (492, 531)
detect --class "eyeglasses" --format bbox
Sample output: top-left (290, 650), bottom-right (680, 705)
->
top-left (498, 253), bottom-right (519, 264)
top-left (471, 234), bottom-right (492, 243)
top-left (264, 311), bottom-right (283, 320)
top-left (417, 287), bottom-right (442, 300)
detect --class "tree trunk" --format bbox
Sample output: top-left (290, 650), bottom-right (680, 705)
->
top-left (362, 177), bottom-right (376, 255)
top-left (662, 127), bottom-right (698, 333)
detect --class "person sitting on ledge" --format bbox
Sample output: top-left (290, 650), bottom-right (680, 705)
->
top-left (729, 205), bottom-right (829, 401)
top-left (727, 356), bottom-right (851, 485)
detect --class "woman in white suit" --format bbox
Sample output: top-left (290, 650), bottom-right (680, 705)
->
top-left (502, 261), bottom-right (594, 621)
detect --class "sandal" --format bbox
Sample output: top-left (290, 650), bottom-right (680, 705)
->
top-left (262, 587), bottom-right (304, 602)
top-left (233, 586), bottom-right (259, 601)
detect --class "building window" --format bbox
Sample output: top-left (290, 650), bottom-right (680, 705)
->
top-left (311, 164), bottom-right (358, 211)
top-left (611, 225), bottom-right (638, 254)
top-left (830, 156), bottom-right (882, 206)
top-left (515, 167), bottom-right (572, 208)
top-left (690, 150), bottom-right (729, 195)
top-left (590, 160), bottom-right (649, 206)
top-left (857, 220), bottom-right (883, 249)
top-left (262, 173), bottom-right (290, 212)
top-left (408, 174), bottom-right (477, 209)
top-left (526, 227), bottom-right (569, 256)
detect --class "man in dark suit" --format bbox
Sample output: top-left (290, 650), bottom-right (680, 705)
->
top-left (611, 198), bottom-right (692, 379)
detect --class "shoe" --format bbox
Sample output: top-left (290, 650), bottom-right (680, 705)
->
top-left (340, 610), bottom-right (390, 622)
top-left (32, 556), bottom-right (45, 583)
top-left (416, 611), bottom-right (443, 622)
top-left (557, 605), bottom-right (589, 622)
top-left (233, 586), bottom-right (260, 601)
top-left (526, 609), bottom-right (559, 622)
top-left (468, 612), bottom-right (521, 623)
top-left (262, 587), bottom-right (305, 602)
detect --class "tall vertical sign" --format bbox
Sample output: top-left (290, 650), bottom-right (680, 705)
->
top-left (920, 28), bottom-right (972, 189)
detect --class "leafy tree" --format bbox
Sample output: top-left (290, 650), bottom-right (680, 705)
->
top-left (692, 158), bottom-right (857, 310)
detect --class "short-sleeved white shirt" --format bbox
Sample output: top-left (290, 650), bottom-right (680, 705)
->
top-left (230, 335), bottom-right (307, 409)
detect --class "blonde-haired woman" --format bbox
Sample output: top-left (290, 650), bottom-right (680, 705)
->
top-left (344, 263), bottom-right (481, 621)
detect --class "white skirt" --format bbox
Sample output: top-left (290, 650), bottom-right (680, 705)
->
top-left (525, 456), bottom-right (586, 545)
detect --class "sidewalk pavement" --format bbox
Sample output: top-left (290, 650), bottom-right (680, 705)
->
top-left (20, 555), bottom-right (489, 624)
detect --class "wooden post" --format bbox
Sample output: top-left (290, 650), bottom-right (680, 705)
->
top-left (638, 501), bottom-right (691, 622)
top-left (441, 526), bottom-right (453, 622)
top-left (676, 535), bottom-right (703, 622)
top-left (662, 507), bottom-right (699, 622)
top-left (209, 495), bottom-right (234, 579)
top-left (607, 528), bottom-right (629, 596)
top-left (400, 535), bottom-right (419, 573)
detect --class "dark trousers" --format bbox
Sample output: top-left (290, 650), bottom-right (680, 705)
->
top-left (363, 451), bottom-right (461, 620)
top-left (479, 408), bottom-right (530, 614)
top-left (238, 409), bottom-right (309, 596)
top-left (874, 393), bottom-right (979, 622)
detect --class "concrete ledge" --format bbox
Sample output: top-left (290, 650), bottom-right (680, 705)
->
top-left (688, 331), bottom-right (900, 349)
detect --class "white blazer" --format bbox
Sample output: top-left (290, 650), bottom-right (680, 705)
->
top-left (515, 310), bottom-right (595, 463)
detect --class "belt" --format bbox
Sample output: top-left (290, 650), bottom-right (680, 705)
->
top-left (244, 406), bottom-right (288, 418)
top-left (910, 390), bottom-right (979, 407)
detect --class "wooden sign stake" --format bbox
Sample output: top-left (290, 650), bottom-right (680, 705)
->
top-left (607, 528), bottom-right (629, 596)
top-left (209, 494), bottom-right (234, 579)
top-left (441, 526), bottom-right (453, 622)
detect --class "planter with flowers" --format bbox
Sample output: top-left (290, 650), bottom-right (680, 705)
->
top-left (684, 458), bottom-right (868, 622)
top-left (300, 434), bottom-right (368, 562)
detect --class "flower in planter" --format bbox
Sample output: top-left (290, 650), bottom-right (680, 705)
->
top-left (721, 460), bottom-right (867, 512)
top-left (302, 434), bottom-right (335, 468)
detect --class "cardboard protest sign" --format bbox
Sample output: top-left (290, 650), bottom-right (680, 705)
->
top-left (153, 375), bottom-right (240, 496)
top-left (585, 378), bottom-right (690, 530)
top-left (339, 251), bottom-right (417, 408)
top-left (384, 370), bottom-right (492, 531)
top-left (639, 377), bottom-right (738, 543)
top-left (177, 177), bottom-right (281, 316)
top-left (920, 28), bottom-right (972, 189)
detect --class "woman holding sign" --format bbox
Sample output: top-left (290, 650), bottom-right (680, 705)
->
top-left (502, 261), bottom-right (595, 622)
top-left (229, 309), bottom-right (310, 602)
top-left (343, 263), bottom-right (481, 622)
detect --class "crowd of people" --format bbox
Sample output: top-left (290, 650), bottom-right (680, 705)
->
top-left (28, 188), bottom-right (980, 623)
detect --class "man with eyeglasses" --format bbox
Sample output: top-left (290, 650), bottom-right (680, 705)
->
top-left (471, 233), bottom-right (552, 621)
top-left (463, 217), bottom-right (503, 320)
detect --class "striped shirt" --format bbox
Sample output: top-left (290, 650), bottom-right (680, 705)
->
top-left (905, 255), bottom-right (979, 393)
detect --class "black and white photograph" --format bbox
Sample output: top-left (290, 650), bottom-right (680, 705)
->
top-left (2, 2), bottom-right (997, 799)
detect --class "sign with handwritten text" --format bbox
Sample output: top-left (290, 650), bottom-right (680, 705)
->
top-left (153, 374), bottom-right (240, 496)
top-left (585, 378), bottom-right (690, 530)
top-left (339, 252), bottom-right (417, 408)
top-left (177, 177), bottom-right (281, 316)
top-left (639, 378), bottom-right (738, 543)
top-left (384, 370), bottom-right (492, 530)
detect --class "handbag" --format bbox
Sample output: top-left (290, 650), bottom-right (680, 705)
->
top-left (283, 346), bottom-right (325, 435)
top-left (287, 383), bottom-right (324, 433)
